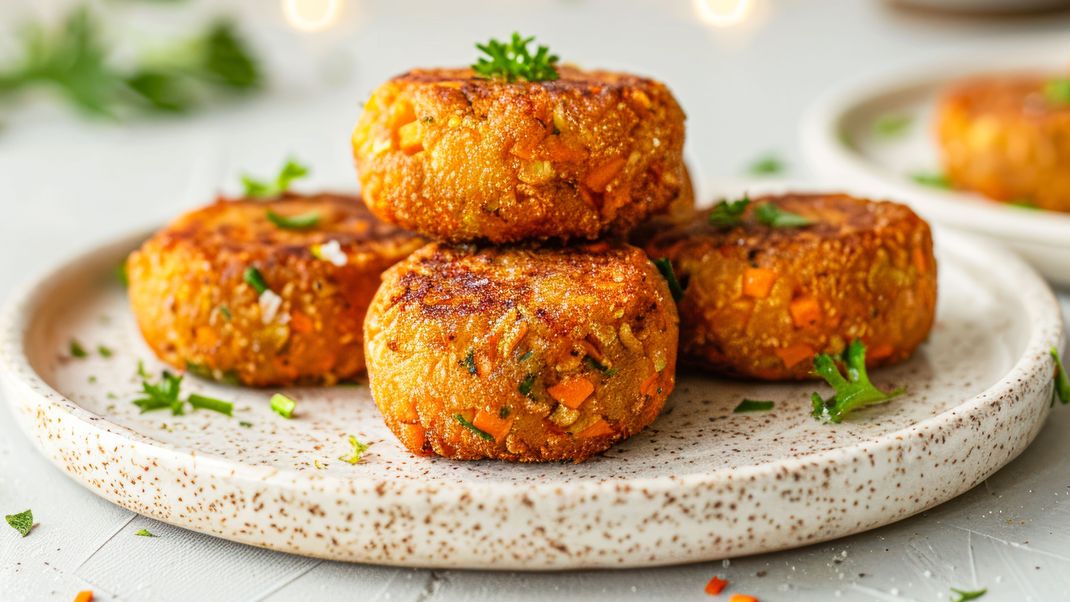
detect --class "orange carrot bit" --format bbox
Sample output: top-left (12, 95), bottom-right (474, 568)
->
top-left (775, 343), bottom-right (814, 369)
top-left (912, 246), bottom-right (929, 273)
top-left (397, 423), bottom-right (430, 456)
top-left (576, 417), bottom-right (614, 438)
top-left (640, 371), bottom-right (661, 396)
top-left (547, 376), bottom-right (595, 410)
top-left (704, 576), bottom-right (728, 596)
top-left (505, 323), bottom-right (529, 356)
top-left (869, 343), bottom-right (895, 361)
top-left (728, 595), bottom-right (758, 602)
top-left (195, 325), bottom-right (218, 348)
top-left (472, 408), bottom-right (515, 442)
top-left (397, 121), bottom-right (423, 154)
top-left (290, 311), bottom-right (314, 334)
top-left (73, 592), bottom-right (94, 602)
top-left (742, 268), bottom-right (777, 299)
top-left (585, 155), bottom-right (626, 192)
top-left (789, 296), bottom-right (822, 328)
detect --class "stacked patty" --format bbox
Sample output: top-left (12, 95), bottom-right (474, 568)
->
top-left (354, 66), bottom-right (687, 461)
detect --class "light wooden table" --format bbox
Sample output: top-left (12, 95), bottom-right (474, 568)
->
top-left (1, 1), bottom-right (1068, 600)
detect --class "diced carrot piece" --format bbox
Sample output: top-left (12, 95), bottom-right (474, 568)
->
top-left (547, 376), bottom-right (595, 410)
top-left (397, 122), bottom-right (423, 154)
top-left (775, 343), bottom-right (814, 369)
top-left (195, 326), bottom-right (217, 347)
top-left (869, 343), bottom-right (895, 360)
top-left (290, 311), bottom-right (314, 334)
top-left (576, 417), bottom-right (614, 438)
top-left (704, 576), bottom-right (728, 595)
top-left (505, 323), bottom-right (529, 356)
top-left (397, 402), bottom-right (419, 423)
top-left (472, 408), bottom-right (514, 442)
top-left (73, 592), bottom-right (93, 602)
top-left (789, 296), bottom-right (821, 328)
top-left (585, 156), bottom-right (626, 192)
top-left (397, 423), bottom-right (430, 456)
top-left (742, 268), bottom-right (777, 299)
top-left (640, 371), bottom-right (660, 396)
top-left (913, 246), bottom-right (929, 273)
top-left (387, 101), bottom-right (416, 128)
top-left (729, 595), bottom-right (758, 602)
top-left (545, 136), bottom-right (586, 162)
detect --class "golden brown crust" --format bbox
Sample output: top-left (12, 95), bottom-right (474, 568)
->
top-left (126, 193), bottom-right (425, 387)
top-left (644, 193), bottom-right (937, 380)
top-left (352, 66), bottom-right (688, 242)
top-left (364, 242), bottom-right (678, 462)
top-left (936, 73), bottom-right (1070, 212)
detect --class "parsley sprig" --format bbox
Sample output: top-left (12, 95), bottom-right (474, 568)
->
top-left (133, 371), bottom-right (234, 416)
top-left (755, 202), bottom-right (813, 228)
top-left (708, 195), bottom-right (751, 228)
top-left (242, 158), bottom-right (310, 199)
top-left (707, 195), bottom-right (812, 229)
top-left (338, 435), bottom-right (371, 464)
top-left (811, 340), bottom-right (903, 423)
top-left (472, 33), bottom-right (559, 83)
top-left (652, 257), bottom-right (685, 302)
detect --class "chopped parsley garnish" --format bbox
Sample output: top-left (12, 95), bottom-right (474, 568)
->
top-left (133, 371), bottom-right (185, 415)
top-left (69, 339), bottom-right (88, 359)
top-left (5, 509), bottom-right (33, 537)
top-left (873, 113), bottom-right (913, 138)
top-left (134, 528), bottom-right (157, 537)
top-left (733, 399), bottom-right (775, 413)
top-left (187, 393), bottom-right (234, 416)
top-left (747, 154), bottom-right (785, 176)
top-left (1044, 78), bottom-right (1070, 105)
top-left (499, 406), bottom-right (511, 419)
top-left (116, 261), bottom-right (129, 287)
top-left (518, 349), bottom-right (533, 362)
top-left (519, 373), bottom-right (537, 398)
top-left (708, 195), bottom-right (750, 228)
top-left (472, 33), bottom-right (559, 83)
top-left (652, 257), bottom-right (685, 302)
top-left (811, 340), bottom-right (903, 423)
top-left (755, 202), bottom-right (813, 228)
top-left (97, 345), bottom-right (113, 358)
top-left (266, 209), bottom-right (320, 230)
top-left (137, 359), bottom-right (150, 379)
top-left (241, 158), bottom-right (310, 199)
top-left (219, 305), bottom-right (232, 321)
top-left (584, 356), bottom-right (617, 376)
top-left (455, 414), bottom-right (494, 441)
top-left (243, 266), bottom-right (269, 295)
top-left (1051, 347), bottom-right (1070, 405)
top-left (270, 393), bottom-right (296, 419)
top-left (239, 420), bottom-right (253, 428)
top-left (338, 435), bottom-right (371, 464)
top-left (911, 171), bottom-right (951, 189)
top-left (461, 349), bottom-right (477, 375)
top-left (950, 588), bottom-right (987, 602)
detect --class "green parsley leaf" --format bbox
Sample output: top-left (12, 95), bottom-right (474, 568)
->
top-left (911, 171), bottom-right (951, 189)
top-left (238, 420), bottom-right (253, 428)
top-left (69, 339), bottom-right (88, 358)
top-left (188, 393), bottom-right (233, 416)
top-left (873, 113), bottom-right (913, 138)
top-left (499, 406), bottom-right (511, 419)
top-left (338, 435), bottom-right (371, 464)
top-left (241, 158), bottom-right (309, 199)
top-left (652, 257), bottom-right (685, 302)
top-left (116, 261), bottom-right (129, 287)
top-left (755, 203), bottom-right (813, 228)
top-left (243, 266), bottom-right (269, 295)
top-left (950, 588), bottom-right (987, 602)
top-left (1044, 78), bottom-right (1070, 105)
top-left (134, 528), bottom-right (157, 537)
top-left (584, 356), bottom-right (617, 376)
top-left (219, 305), bottom-right (232, 321)
top-left (517, 349), bottom-right (533, 362)
top-left (811, 340), bottom-right (904, 423)
top-left (455, 414), bottom-right (494, 441)
top-left (747, 154), bottom-right (785, 176)
top-left (97, 345), bottom-right (113, 358)
top-left (519, 373), bottom-right (537, 399)
top-left (266, 209), bottom-right (320, 230)
top-left (733, 399), bottom-right (775, 413)
top-left (270, 393), bottom-right (296, 419)
top-left (472, 33), bottom-right (559, 83)
top-left (5, 509), bottom-right (33, 537)
top-left (133, 371), bottom-right (185, 415)
top-left (708, 196), bottom-right (751, 228)
top-left (461, 349), bottom-right (477, 375)
top-left (1051, 347), bottom-right (1070, 405)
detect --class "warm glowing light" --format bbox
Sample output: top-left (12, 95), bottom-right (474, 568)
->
top-left (693, 0), bottom-right (751, 28)
top-left (283, 0), bottom-right (343, 32)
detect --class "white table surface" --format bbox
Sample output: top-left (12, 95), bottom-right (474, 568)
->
top-left (2, 1), bottom-right (1070, 600)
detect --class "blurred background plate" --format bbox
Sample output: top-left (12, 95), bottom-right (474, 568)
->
top-left (801, 34), bottom-right (1070, 285)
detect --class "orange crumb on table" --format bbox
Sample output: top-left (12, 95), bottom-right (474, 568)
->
top-left (704, 576), bottom-right (728, 595)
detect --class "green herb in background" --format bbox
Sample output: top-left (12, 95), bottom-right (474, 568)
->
top-left (5, 510), bottom-right (34, 537)
top-left (755, 202), bottom-right (813, 228)
top-left (338, 435), bottom-right (370, 464)
top-left (270, 393), bottom-right (297, 419)
top-left (911, 171), bottom-right (951, 189)
top-left (747, 154), bottom-right (785, 176)
top-left (873, 113), bottom-right (913, 138)
top-left (652, 257), bottom-right (684, 302)
top-left (708, 195), bottom-right (750, 228)
top-left (733, 399), bottom-right (775, 413)
top-left (243, 266), bottom-right (269, 294)
top-left (1051, 347), bottom-right (1070, 405)
top-left (472, 33), bottom-right (559, 83)
top-left (1044, 78), bottom-right (1070, 105)
top-left (811, 340), bottom-right (904, 423)
top-left (242, 158), bottom-right (310, 199)
top-left (267, 209), bottom-right (320, 230)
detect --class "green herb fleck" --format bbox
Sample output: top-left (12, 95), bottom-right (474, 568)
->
top-left (219, 305), bottom-right (232, 321)
top-left (747, 154), bottom-right (785, 176)
top-left (239, 420), bottom-right (253, 428)
top-left (455, 414), bottom-right (494, 441)
top-left (243, 266), bottom-right (269, 295)
top-left (133, 371), bottom-right (185, 415)
top-left (188, 393), bottom-right (233, 416)
top-left (950, 588), bottom-right (987, 602)
top-left (116, 261), bottom-right (129, 287)
top-left (338, 435), bottom-right (371, 464)
top-left (811, 340), bottom-right (904, 423)
top-left (755, 203), bottom-right (813, 228)
top-left (733, 399), bottom-right (775, 413)
top-left (519, 373), bottom-right (537, 398)
top-left (97, 345), bottom-right (113, 358)
top-left (5, 509), bottom-right (33, 537)
top-left (266, 209), bottom-right (320, 230)
top-left (461, 349), bottom-right (477, 375)
top-left (1008, 199), bottom-right (1038, 210)
top-left (270, 393), bottom-right (296, 419)
top-left (88, 375), bottom-right (97, 384)
top-left (708, 195), bottom-right (750, 228)
top-left (137, 359), bottom-right (150, 379)
top-left (472, 33), bottom-right (559, 83)
top-left (518, 349), bottom-right (533, 362)
top-left (652, 257), bottom-right (684, 302)
top-left (911, 171), bottom-right (951, 189)
top-left (69, 339), bottom-right (88, 358)
top-left (584, 356), bottom-right (617, 377)
top-left (873, 113), bottom-right (913, 138)
top-left (1052, 347), bottom-right (1070, 405)
top-left (1044, 78), bottom-right (1070, 105)
top-left (134, 528), bottom-right (157, 537)
top-left (241, 158), bottom-right (309, 199)
top-left (499, 406), bottom-right (511, 419)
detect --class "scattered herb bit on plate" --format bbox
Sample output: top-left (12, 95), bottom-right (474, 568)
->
top-left (1044, 78), bottom-right (1070, 106)
top-left (1051, 347), bottom-right (1070, 405)
top-left (873, 113), bottom-right (913, 138)
top-left (708, 195), bottom-right (750, 228)
top-left (755, 202), bottom-right (813, 228)
top-left (243, 266), bottom-right (269, 294)
top-left (241, 158), bottom-right (309, 199)
top-left (733, 399), bottom-right (775, 413)
top-left (811, 340), bottom-right (904, 423)
top-left (5, 509), bottom-right (33, 537)
top-left (133, 371), bottom-right (185, 415)
top-left (338, 435), bottom-right (371, 464)
top-left (266, 209), bottom-right (320, 230)
top-left (238, 420), bottom-right (253, 428)
top-left (188, 393), bottom-right (234, 416)
top-left (652, 257), bottom-right (684, 301)
top-left (747, 153), bottom-right (785, 176)
top-left (910, 171), bottom-right (951, 189)
top-left (97, 344), bottom-right (113, 358)
top-left (472, 32), bottom-right (559, 83)
top-left (950, 587), bottom-right (987, 602)
top-left (69, 339), bottom-right (88, 358)
top-left (134, 528), bottom-right (157, 537)
top-left (455, 414), bottom-right (494, 441)
top-left (270, 393), bottom-right (297, 419)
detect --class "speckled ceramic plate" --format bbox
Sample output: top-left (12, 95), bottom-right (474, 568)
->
top-left (800, 36), bottom-right (1070, 285)
top-left (0, 227), bottom-right (1062, 570)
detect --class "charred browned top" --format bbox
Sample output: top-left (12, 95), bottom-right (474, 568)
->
top-left (944, 73), bottom-right (1070, 117)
